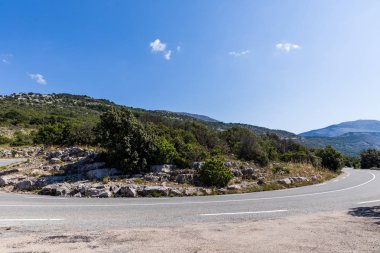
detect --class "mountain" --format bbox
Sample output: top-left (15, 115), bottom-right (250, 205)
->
top-left (299, 120), bottom-right (380, 156)
top-left (299, 120), bottom-right (380, 137)
top-left (175, 112), bottom-right (220, 123)
top-left (0, 92), bottom-right (295, 139)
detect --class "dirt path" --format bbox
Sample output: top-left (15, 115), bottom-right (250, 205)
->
top-left (1, 210), bottom-right (379, 253)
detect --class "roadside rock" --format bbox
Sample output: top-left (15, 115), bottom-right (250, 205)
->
top-left (150, 164), bottom-right (176, 173)
top-left (117, 186), bottom-right (137, 197)
top-left (277, 178), bottom-right (292, 185)
top-left (176, 174), bottom-right (193, 184)
top-left (15, 180), bottom-right (34, 191)
top-left (86, 168), bottom-right (119, 180)
top-left (141, 186), bottom-right (169, 197)
top-left (227, 184), bottom-right (241, 190)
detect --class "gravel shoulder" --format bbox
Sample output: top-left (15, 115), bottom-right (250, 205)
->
top-left (1, 210), bottom-right (379, 253)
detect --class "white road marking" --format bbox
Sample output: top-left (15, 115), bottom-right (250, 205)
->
top-left (357, 199), bottom-right (380, 205)
top-left (0, 218), bottom-right (64, 222)
top-left (200, 210), bottom-right (288, 216)
top-left (315, 183), bottom-right (327, 187)
top-left (0, 171), bottom-right (375, 208)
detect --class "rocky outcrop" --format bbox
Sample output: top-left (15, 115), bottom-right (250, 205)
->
top-left (86, 168), bottom-right (119, 180)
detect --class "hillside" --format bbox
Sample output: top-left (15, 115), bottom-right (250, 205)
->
top-left (0, 92), bottom-right (295, 139)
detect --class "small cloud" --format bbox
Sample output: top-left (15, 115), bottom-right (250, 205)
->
top-left (150, 39), bottom-right (166, 52)
top-left (164, 50), bottom-right (172, 60)
top-left (29, 73), bottom-right (47, 85)
top-left (176, 45), bottom-right (181, 52)
top-left (275, 42), bottom-right (300, 52)
top-left (149, 38), bottom-right (173, 60)
top-left (1, 53), bottom-right (13, 64)
top-left (228, 50), bottom-right (250, 57)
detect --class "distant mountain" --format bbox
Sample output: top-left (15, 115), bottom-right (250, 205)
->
top-left (299, 120), bottom-right (380, 156)
top-left (175, 112), bottom-right (220, 123)
top-left (299, 120), bottom-right (380, 137)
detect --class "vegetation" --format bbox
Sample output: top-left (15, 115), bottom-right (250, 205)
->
top-left (199, 158), bottom-right (233, 187)
top-left (315, 146), bottom-right (344, 172)
top-left (0, 92), bottom-right (350, 175)
top-left (360, 149), bottom-right (380, 169)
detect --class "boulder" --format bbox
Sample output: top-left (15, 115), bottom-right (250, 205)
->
top-left (49, 158), bottom-right (62, 164)
top-left (176, 174), bottom-right (194, 184)
top-left (144, 174), bottom-right (160, 182)
top-left (39, 183), bottom-right (70, 196)
top-left (141, 186), bottom-right (169, 197)
top-left (232, 169), bottom-right (243, 177)
top-left (191, 162), bottom-right (204, 170)
top-left (277, 178), bottom-right (292, 185)
top-left (227, 184), bottom-right (241, 190)
top-left (257, 177), bottom-right (266, 185)
top-left (117, 186), bottom-right (137, 197)
top-left (150, 164), bottom-right (176, 173)
top-left (14, 180), bottom-right (34, 191)
top-left (86, 168), bottom-right (119, 180)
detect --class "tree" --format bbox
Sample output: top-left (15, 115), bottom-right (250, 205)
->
top-left (316, 146), bottom-right (344, 172)
top-left (199, 158), bottom-right (232, 187)
top-left (360, 149), bottom-right (380, 169)
top-left (96, 108), bottom-right (155, 173)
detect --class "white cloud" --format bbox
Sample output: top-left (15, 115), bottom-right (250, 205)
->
top-left (29, 73), bottom-right (47, 85)
top-left (149, 38), bottom-right (173, 60)
top-left (275, 43), bottom-right (300, 52)
top-left (228, 50), bottom-right (250, 57)
top-left (150, 39), bottom-right (166, 52)
top-left (176, 45), bottom-right (181, 52)
top-left (164, 50), bottom-right (172, 60)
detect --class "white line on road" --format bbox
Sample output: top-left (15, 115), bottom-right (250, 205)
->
top-left (0, 218), bottom-right (64, 222)
top-left (315, 183), bottom-right (327, 187)
top-left (0, 172), bottom-right (375, 208)
top-left (200, 210), bottom-right (288, 216)
top-left (357, 199), bottom-right (380, 205)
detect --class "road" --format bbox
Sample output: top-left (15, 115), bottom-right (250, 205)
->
top-left (0, 159), bottom-right (379, 230)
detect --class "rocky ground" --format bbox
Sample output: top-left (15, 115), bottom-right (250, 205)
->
top-left (0, 210), bottom-right (379, 253)
top-left (0, 146), bottom-right (335, 198)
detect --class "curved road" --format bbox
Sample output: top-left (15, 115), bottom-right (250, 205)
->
top-left (0, 158), bottom-right (379, 229)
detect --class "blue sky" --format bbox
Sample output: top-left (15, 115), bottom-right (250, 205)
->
top-left (1, 0), bottom-right (380, 133)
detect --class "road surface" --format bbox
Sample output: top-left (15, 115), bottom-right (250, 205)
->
top-left (0, 158), bottom-right (379, 229)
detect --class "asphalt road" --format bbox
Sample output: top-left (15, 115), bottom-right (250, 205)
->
top-left (0, 159), bottom-right (379, 230)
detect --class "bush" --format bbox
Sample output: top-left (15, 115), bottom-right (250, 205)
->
top-left (199, 158), bottom-right (232, 187)
top-left (10, 131), bottom-right (33, 146)
top-left (0, 135), bottom-right (11, 145)
top-left (96, 108), bottom-right (155, 173)
top-left (315, 146), bottom-right (344, 172)
top-left (360, 149), bottom-right (380, 169)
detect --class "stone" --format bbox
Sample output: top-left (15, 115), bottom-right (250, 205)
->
top-left (144, 174), bottom-right (160, 182)
top-left (86, 168), bottom-right (118, 180)
top-left (227, 184), bottom-right (241, 190)
top-left (150, 164), bottom-right (176, 173)
top-left (242, 167), bottom-right (255, 175)
top-left (14, 180), bottom-right (34, 191)
top-left (169, 188), bottom-right (183, 196)
top-left (277, 178), bottom-right (292, 185)
top-left (191, 162), bottom-right (204, 170)
top-left (176, 174), bottom-right (194, 184)
top-left (311, 175), bottom-right (318, 181)
top-left (232, 169), bottom-right (243, 177)
top-left (224, 161), bottom-right (233, 167)
top-left (257, 177), bottom-right (266, 185)
top-left (142, 186), bottom-right (169, 197)
top-left (49, 158), bottom-right (62, 164)
top-left (117, 186), bottom-right (138, 197)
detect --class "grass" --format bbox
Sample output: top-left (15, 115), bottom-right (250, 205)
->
top-left (132, 178), bottom-right (144, 184)
top-left (0, 166), bottom-right (8, 170)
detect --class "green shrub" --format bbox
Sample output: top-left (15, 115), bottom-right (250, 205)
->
top-left (360, 149), bottom-right (380, 169)
top-left (315, 146), bottom-right (344, 172)
top-left (0, 135), bottom-right (11, 145)
top-left (96, 108), bottom-right (155, 173)
top-left (199, 158), bottom-right (232, 187)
